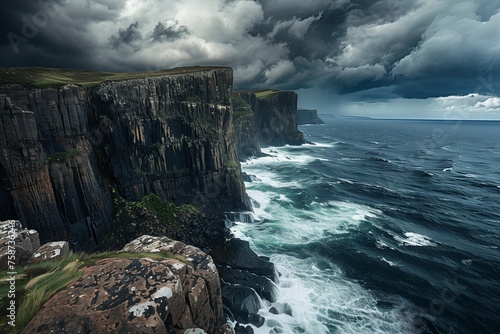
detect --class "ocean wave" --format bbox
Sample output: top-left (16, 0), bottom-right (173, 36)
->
top-left (368, 156), bottom-right (391, 163)
top-left (380, 257), bottom-right (399, 267)
top-left (393, 232), bottom-right (438, 247)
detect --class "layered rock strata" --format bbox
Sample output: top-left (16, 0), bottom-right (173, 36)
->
top-left (0, 68), bottom-right (250, 250)
top-left (236, 91), bottom-right (305, 148)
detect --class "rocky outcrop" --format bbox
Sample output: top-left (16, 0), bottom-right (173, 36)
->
top-left (0, 219), bottom-right (71, 269)
top-left (25, 240), bottom-right (70, 265)
top-left (297, 108), bottom-right (324, 125)
top-left (0, 67), bottom-right (250, 250)
top-left (236, 91), bottom-right (305, 147)
top-left (22, 235), bottom-right (234, 334)
top-left (0, 219), bottom-right (39, 269)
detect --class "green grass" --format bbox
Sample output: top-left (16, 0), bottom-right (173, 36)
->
top-left (0, 66), bottom-right (228, 88)
top-left (235, 89), bottom-right (282, 100)
top-left (231, 92), bottom-right (253, 119)
top-left (0, 250), bottom-right (190, 333)
top-left (224, 160), bottom-right (239, 168)
top-left (102, 193), bottom-right (201, 250)
top-left (233, 110), bottom-right (254, 119)
top-left (46, 149), bottom-right (80, 163)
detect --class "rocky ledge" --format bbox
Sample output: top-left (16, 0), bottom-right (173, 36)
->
top-left (21, 235), bottom-right (233, 334)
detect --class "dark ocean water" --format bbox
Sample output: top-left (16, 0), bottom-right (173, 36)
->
top-left (233, 118), bottom-right (500, 334)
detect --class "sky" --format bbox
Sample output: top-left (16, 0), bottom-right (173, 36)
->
top-left (1, 0), bottom-right (500, 119)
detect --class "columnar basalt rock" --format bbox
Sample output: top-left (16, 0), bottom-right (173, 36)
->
top-left (237, 91), bottom-right (305, 147)
top-left (0, 68), bottom-right (250, 250)
top-left (0, 85), bottom-right (113, 250)
top-left (297, 108), bottom-right (325, 125)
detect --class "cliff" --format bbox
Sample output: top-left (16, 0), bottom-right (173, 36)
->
top-left (236, 90), bottom-right (305, 148)
top-left (297, 108), bottom-right (325, 125)
top-left (0, 67), bottom-right (250, 251)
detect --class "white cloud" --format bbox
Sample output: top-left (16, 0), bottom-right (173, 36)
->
top-left (436, 93), bottom-right (500, 116)
top-left (474, 97), bottom-right (500, 109)
top-left (264, 60), bottom-right (295, 84)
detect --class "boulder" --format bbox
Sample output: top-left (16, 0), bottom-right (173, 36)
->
top-left (0, 220), bottom-right (40, 270)
top-left (22, 235), bottom-right (233, 334)
top-left (221, 283), bottom-right (263, 323)
top-left (26, 241), bottom-right (70, 265)
top-left (234, 323), bottom-right (254, 334)
top-left (210, 238), bottom-right (277, 282)
top-left (218, 266), bottom-right (278, 302)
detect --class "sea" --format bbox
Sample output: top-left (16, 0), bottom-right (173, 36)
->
top-left (231, 117), bottom-right (500, 334)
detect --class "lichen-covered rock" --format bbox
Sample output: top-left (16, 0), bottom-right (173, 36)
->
top-left (26, 241), bottom-right (70, 265)
top-left (0, 220), bottom-right (39, 270)
top-left (22, 235), bottom-right (234, 334)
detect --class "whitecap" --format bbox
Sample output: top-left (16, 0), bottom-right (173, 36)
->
top-left (375, 240), bottom-right (395, 250)
top-left (394, 232), bottom-right (437, 247)
top-left (443, 167), bottom-right (453, 172)
top-left (294, 142), bottom-right (334, 148)
top-left (380, 257), bottom-right (399, 267)
top-left (461, 259), bottom-right (472, 266)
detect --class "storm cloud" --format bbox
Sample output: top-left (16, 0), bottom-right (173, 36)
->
top-left (1, 0), bottom-right (500, 114)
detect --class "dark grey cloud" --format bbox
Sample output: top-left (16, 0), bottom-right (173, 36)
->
top-left (110, 22), bottom-right (142, 49)
top-left (151, 21), bottom-right (188, 42)
top-left (1, 0), bottom-right (500, 112)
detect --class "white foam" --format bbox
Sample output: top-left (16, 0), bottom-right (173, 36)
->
top-left (242, 147), bottom-right (326, 167)
top-left (380, 257), bottom-right (399, 267)
top-left (239, 253), bottom-right (416, 334)
top-left (247, 170), bottom-right (302, 189)
top-left (307, 142), bottom-right (334, 148)
top-left (394, 232), bottom-right (437, 247)
top-left (461, 259), bottom-right (472, 266)
top-left (235, 200), bottom-right (381, 246)
top-left (375, 240), bottom-right (395, 251)
top-left (443, 167), bottom-right (453, 172)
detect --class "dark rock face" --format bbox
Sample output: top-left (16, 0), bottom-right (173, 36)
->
top-left (297, 108), bottom-right (325, 125)
top-left (237, 92), bottom-right (305, 147)
top-left (0, 68), bottom-right (250, 250)
top-left (232, 113), bottom-right (262, 160)
top-left (90, 70), bottom-right (249, 212)
top-left (0, 85), bottom-right (113, 250)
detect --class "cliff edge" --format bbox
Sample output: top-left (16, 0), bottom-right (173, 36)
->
top-left (297, 108), bottom-right (325, 125)
top-left (230, 89), bottom-right (306, 161)
top-left (0, 67), bottom-right (250, 251)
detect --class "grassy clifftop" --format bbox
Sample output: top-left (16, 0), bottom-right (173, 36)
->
top-left (0, 66), bottom-right (228, 88)
top-left (237, 89), bottom-right (281, 100)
